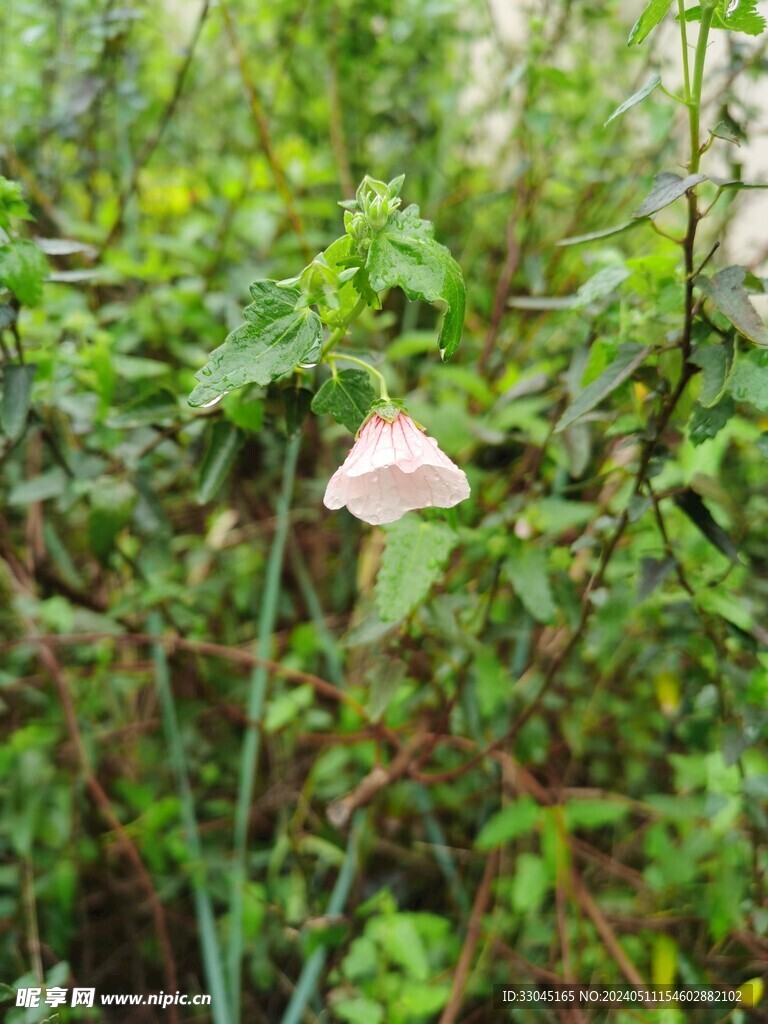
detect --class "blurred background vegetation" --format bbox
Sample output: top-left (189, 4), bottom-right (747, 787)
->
top-left (1, 0), bottom-right (767, 1021)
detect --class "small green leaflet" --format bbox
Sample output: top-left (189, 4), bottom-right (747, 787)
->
top-left (557, 220), bottom-right (644, 246)
top-left (683, 0), bottom-right (766, 35)
top-left (633, 172), bottom-right (706, 218)
top-left (1, 363), bottom-right (35, 440)
top-left (88, 479), bottom-right (135, 562)
top-left (189, 281), bottom-right (322, 407)
top-left (604, 73), bottom-right (661, 126)
top-left (0, 177), bottom-right (32, 228)
top-left (375, 517), bottom-right (458, 623)
top-left (197, 421), bottom-right (243, 503)
top-left (688, 396), bottom-right (735, 446)
top-left (673, 488), bottom-right (741, 563)
top-left (504, 547), bottom-right (555, 623)
top-left (711, 120), bottom-right (742, 146)
top-left (628, 0), bottom-right (674, 44)
top-left (695, 266), bottom-right (768, 347)
top-left (691, 342), bottom-right (732, 407)
top-left (555, 343), bottom-right (650, 432)
top-left (0, 240), bottom-right (48, 306)
top-left (727, 349), bottom-right (768, 411)
top-left (638, 556), bottom-right (675, 599)
top-left (311, 369), bottom-right (375, 433)
top-left (366, 205), bottom-right (465, 360)
top-left (475, 798), bottom-right (541, 850)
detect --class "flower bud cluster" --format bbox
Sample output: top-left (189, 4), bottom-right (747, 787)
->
top-left (339, 174), bottom-right (405, 250)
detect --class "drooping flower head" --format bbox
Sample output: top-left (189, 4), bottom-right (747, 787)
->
top-left (323, 402), bottom-right (470, 526)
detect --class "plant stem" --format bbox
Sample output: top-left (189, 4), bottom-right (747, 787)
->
top-left (677, 0), bottom-right (692, 105)
top-left (280, 811), bottom-right (364, 1024)
top-left (682, 7), bottom-right (713, 358)
top-left (228, 432), bottom-right (301, 1021)
top-left (688, 5), bottom-right (714, 173)
top-left (331, 351), bottom-right (390, 399)
top-left (149, 613), bottom-right (230, 1024)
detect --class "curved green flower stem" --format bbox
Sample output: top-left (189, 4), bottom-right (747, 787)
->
top-left (149, 613), bottom-right (230, 1024)
top-left (228, 433), bottom-right (301, 1022)
top-left (331, 351), bottom-right (390, 400)
top-left (280, 811), bottom-right (364, 1024)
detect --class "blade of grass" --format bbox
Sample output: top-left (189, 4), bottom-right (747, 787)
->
top-left (149, 612), bottom-right (229, 1024)
top-left (229, 432), bottom-right (301, 1021)
top-left (280, 811), bottom-right (364, 1024)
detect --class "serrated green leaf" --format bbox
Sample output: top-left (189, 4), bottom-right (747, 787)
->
top-left (375, 517), bottom-right (458, 623)
top-left (633, 171), bottom-right (706, 218)
top-left (197, 421), bottom-right (243, 503)
top-left (476, 798), bottom-right (541, 850)
top-left (0, 240), bottom-right (48, 306)
top-left (727, 349), bottom-right (768, 410)
top-left (695, 266), bottom-right (768, 346)
top-left (691, 342), bottom-right (733, 407)
top-left (555, 343), bottom-right (650, 432)
top-left (1, 363), bottom-right (35, 440)
top-left (628, 0), bottom-right (674, 44)
top-left (684, 0), bottom-right (766, 34)
top-left (189, 281), bottom-right (322, 407)
top-left (504, 547), bottom-right (556, 623)
top-left (0, 176), bottom-right (32, 229)
top-left (311, 369), bottom-right (375, 433)
top-left (604, 73), bottom-right (661, 125)
top-left (366, 205), bottom-right (465, 359)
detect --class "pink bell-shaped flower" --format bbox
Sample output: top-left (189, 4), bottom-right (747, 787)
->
top-left (323, 408), bottom-right (470, 526)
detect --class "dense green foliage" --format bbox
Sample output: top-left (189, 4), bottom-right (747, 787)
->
top-left (1, 1), bottom-right (767, 1022)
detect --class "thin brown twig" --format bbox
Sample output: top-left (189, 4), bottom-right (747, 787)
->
top-left (438, 849), bottom-right (499, 1024)
top-left (1, 630), bottom-right (370, 720)
top-left (571, 869), bottom-right (646, 987)
top-left (478, 201), bottom-right (521, 372)
top-left (326, 731), bottom-right (425, 828)
top-left (29, 638), bottom-right (180, 1020)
